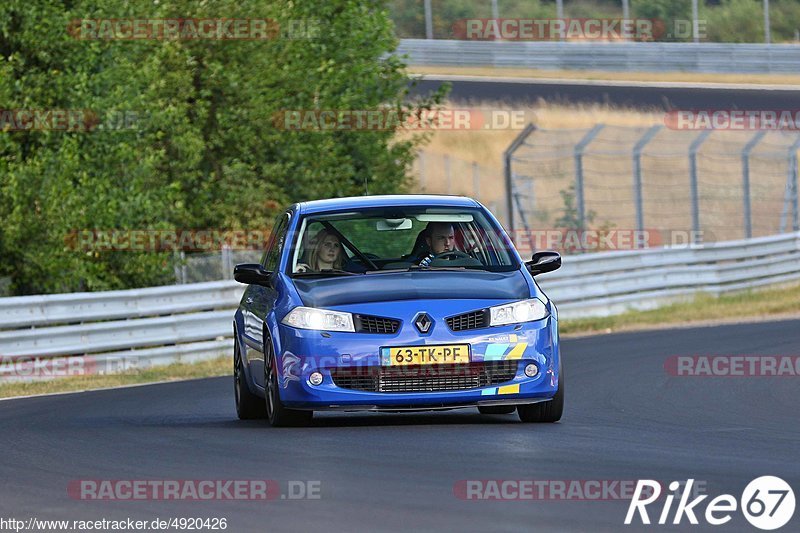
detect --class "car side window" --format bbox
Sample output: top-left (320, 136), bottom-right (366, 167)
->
top-left (263, 214), bottom-right (289, 271)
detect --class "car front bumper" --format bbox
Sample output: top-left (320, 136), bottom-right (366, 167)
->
top-left (275, 312), bottom-right (560, 410)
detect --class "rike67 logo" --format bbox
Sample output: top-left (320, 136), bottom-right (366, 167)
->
top-left (625, 477), bottom-right (795, 530)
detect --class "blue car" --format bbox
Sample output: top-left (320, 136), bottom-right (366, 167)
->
top-left (232, 195), bottom-right (563, 426)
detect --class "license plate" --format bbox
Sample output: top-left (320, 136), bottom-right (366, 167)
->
top-left (381, 344), bottom-right (471, 366)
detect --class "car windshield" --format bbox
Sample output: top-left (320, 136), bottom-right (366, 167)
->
top-left (288, 207), bottom-right (519, 276)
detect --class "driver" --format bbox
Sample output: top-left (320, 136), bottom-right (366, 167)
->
top-left (418, 222), bottom-right (456, 267)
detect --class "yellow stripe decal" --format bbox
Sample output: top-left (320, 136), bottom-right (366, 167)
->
top-left (497, 384), bottom-right (520, 395)
top-left (505, 343), bottom-right (528, 360)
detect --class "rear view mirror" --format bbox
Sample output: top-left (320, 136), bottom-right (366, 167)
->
top-left (233, 263), bottom-right (272, 286)
top-left (525, 251), bottom-right (561, 276)
top-left (376, 218), bottom-right (412, 231)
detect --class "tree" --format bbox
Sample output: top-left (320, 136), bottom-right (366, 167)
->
top-left (554, 184), bottom-right (596, 230)
top-left (0, 0), bottom-right (443, 294)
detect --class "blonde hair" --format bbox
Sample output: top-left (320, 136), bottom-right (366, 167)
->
top-left (307, 228), bottom-right (344, 270)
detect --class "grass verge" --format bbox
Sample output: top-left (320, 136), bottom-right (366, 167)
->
top-left (0, 356), bottom-right (229, 400)
top-left (409, 66), bottom-right (800, 86)
top-left (1, 283), bottom-right (798, 399)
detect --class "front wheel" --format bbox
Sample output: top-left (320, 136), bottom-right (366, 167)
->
top-left (234, 342), bottom-right (267, 420)
top-left (517, 362), bottom-right (564, 423)
top-left (264, 337), bottom-right (313, 427)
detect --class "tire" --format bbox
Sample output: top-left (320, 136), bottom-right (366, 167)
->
top-left (234, 341), bottom-right (267, 420)
top-left (478, 405), bottom-right (517, 415)
top-left (517, 361), bottom-right (564, 423)
top-left (264, 335), bottom-right (313, 427)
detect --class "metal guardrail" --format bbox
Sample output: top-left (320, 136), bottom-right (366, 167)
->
top-left (0, 280), bottom-right (242, 329)
top-left (397, 39), bottom-right (800, 74)
top-left (1, 231), bottom-right (799, 380)
top-left (0, 281), bottom-right (243, 381)
top-left (537, 232), bottom-right (800, 317)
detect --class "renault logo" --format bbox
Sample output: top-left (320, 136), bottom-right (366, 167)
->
top-left (414, 313), bottom-right (433, 334)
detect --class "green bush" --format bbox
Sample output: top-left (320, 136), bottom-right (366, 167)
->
top-left (0, 0), bottom-right (443, 295)
top-left (703, 0), bottom-right (764, 43)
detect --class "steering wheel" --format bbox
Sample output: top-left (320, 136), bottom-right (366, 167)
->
top-left (433, 250), bottom-right (471, 261)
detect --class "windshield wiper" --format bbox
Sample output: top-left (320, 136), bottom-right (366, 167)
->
top-left (293, 269), bottom-right (361, 277)
top-left (364, 265), bottom-right (470, 274)
top-left (411, 265), bottom-right (468, 271)
top-left (364, 268), bottom-right (407, 274)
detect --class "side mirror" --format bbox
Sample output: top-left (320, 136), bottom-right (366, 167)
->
top-left (233, 263), bottom-right (272, 286)
top-left (526, 251), bottom-right (561, 276)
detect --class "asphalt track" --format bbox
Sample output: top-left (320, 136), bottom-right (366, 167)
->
top-left (410, 77), bottom-right (800, 111)
top-left (1, 319), bottom-right (798, 532)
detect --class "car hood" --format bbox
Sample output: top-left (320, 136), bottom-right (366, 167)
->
top-left (292, 270), bottom-right (531, 308)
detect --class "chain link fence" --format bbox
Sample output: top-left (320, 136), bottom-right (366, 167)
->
top-left (507, 124), bottom-right (800, 248)
top-left (411, 152), bottom-right (507, 222)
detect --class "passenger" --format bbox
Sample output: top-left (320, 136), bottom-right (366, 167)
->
top-left (296, 228), bottom-right (344, 272)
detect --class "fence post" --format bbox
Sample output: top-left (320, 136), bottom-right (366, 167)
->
top-left (419, 151), bottom-right (426, 192)
top-left (444, 155), bottom-right (451, 194)
top-left (503, 123), bottom-right (537, 232)
top-left (525, 176), bottom-right (535, 215)
top-left (512, 176), bottom-right (535, 252)
top-left (793, 137), bottom-right (800, 232)
top-left (221, 245), bottom-right (233, 280)
top-left (424, 0), bottom-right (433, 39)
top-left (472, 161), bottom-right (480, 199)
top-left (741, 131), bottom-right (767, 239)
top-left (780, 135), bottom-right (800, 233)
top-left (173, 252), bottom-right (182, 284)
top-left (574, 124), bottom-right (605, 230)
top-left (180, 251), bottom-right (187, 284)
top-left (689, 130), bottom-right (712, 244)
top-left (221, 246), bottom-right (227, 280)
top-left (632, 125), bottom-right (662, 237)
top-left (789, 135), bottom-right (800, 232)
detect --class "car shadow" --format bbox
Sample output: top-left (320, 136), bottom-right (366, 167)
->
top-left (306, 410), bottom-right (524, 428)
top-left (117, 410), bottom-right (561, 430)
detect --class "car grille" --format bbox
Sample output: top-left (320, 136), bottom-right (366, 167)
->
top-left (354, 314), bottom-right (400, 334)
top-left (446, 310), bottom-right (488, 331)
top-left (329, 361), bottom-right (518, 393)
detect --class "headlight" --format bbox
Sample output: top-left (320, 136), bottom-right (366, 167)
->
top-left (282, 307), bottom-right (355, 332)
top-left (489, 298), bottom-right (548, 326)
